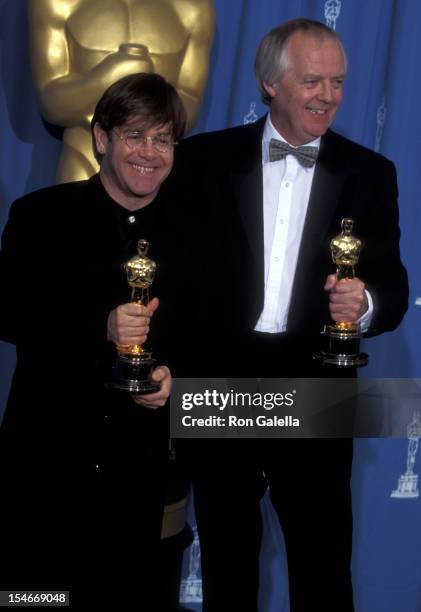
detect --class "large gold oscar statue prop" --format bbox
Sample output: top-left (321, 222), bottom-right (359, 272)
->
top-left (28, 0), bottom-right (215, 183)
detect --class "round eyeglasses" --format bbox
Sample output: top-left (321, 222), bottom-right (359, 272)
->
top-left (114, 129), bottom-right (177, 154)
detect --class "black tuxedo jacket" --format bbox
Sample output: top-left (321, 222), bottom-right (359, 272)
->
top-left (176, 116), bottom-right (408, 356)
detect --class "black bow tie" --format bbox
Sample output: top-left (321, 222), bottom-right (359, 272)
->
top-left (269, 138), bottom-right (319, 168)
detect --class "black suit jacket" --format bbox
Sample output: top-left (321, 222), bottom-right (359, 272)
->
top-left (0, 174), bottom-right (202, 470)
top-left (0, 173), bottom-right (203, 595)
top-left (176, 116), bottom-right (408, 355)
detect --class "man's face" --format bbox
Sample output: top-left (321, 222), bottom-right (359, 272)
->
top-left (264, 31), bottom-right (346, 145)
top-left (93, 118), bottom-right (174, 210)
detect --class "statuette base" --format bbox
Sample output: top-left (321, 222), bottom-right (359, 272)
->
top-left (313, 324), bottom-right (368, 368)
top-left (108, 352), bottom-right (160, 394)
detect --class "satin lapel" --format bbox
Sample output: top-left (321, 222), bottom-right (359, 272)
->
top-left (299, 132), bottom-right (346, 249)
top-left (229, 117), bottom-right (265, 270)
top-left (287, 131), bottom-right (347, 329)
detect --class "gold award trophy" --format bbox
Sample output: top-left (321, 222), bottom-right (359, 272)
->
top-left (315, 218), bottom-right (368, 367)
top-left (110, 239), bottom-right (160, 393)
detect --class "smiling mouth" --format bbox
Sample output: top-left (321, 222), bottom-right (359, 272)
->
top-left (131, 163), bottom-right (156, 174)
top-left (307, 108), bottom-right (328, 115)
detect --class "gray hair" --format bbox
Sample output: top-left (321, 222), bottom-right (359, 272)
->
top-left (254, 18), bottom-right (347, 106)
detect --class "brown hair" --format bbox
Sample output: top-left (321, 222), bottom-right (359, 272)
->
top-left (91, 73), bottom-right (187, 162)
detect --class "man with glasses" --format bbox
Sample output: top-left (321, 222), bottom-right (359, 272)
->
top-left (0, 73), bottom-right (188, 607)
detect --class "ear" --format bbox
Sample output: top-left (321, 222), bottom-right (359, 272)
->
top-left (263, 81), bottom-right (278, 100)
top-left (93, 122), bottom-right (108, 155)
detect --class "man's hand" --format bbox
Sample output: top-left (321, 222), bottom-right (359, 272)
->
top-left (324, 274), bottom-right (368, 322)
top-left (107, 297), bottom-right (159, 347)
top-left (131, 365), bottom-right (172, 409)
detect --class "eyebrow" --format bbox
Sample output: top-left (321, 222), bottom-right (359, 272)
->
top-left (123, 127), bottom-right (171, 135)
top-left (302, 73), bottom-right (346, 80)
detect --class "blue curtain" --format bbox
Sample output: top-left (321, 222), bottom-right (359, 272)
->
top-left (1, 1), bottom-right (420, 610)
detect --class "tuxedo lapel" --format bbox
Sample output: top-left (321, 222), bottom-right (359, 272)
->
top-left (299, 131), bottom-right (347, 253)
top-left (228, 117), bottom-right (265, 273)
top-left (287, 130), bottom-right (348, 330)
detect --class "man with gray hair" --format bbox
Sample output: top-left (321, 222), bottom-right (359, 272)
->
top-left (175, 17), bottom-right (408, 611)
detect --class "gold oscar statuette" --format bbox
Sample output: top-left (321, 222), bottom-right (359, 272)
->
top-left (314, 218), bottom-right (369, 367)
top-left (109, 239), bottom-right (160, 394)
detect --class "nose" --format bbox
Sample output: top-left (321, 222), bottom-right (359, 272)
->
top-left (318, 80), bottom-right (334, 103)
top-left (137, 138), bottom-right (156, 159)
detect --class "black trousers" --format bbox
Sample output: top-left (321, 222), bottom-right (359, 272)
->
top-left (180, 331), bottom-right (355, 612)
top-left (184, 438), bottom-right (353, 612)
top-left (0, 439), bottom-right (168, 609)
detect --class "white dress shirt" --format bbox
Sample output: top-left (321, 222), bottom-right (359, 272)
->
top-left (254, 114), bottom-right (372, 333)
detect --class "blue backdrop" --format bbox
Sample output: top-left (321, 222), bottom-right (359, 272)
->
top-left (0, 1), bottom-right (420, 611)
